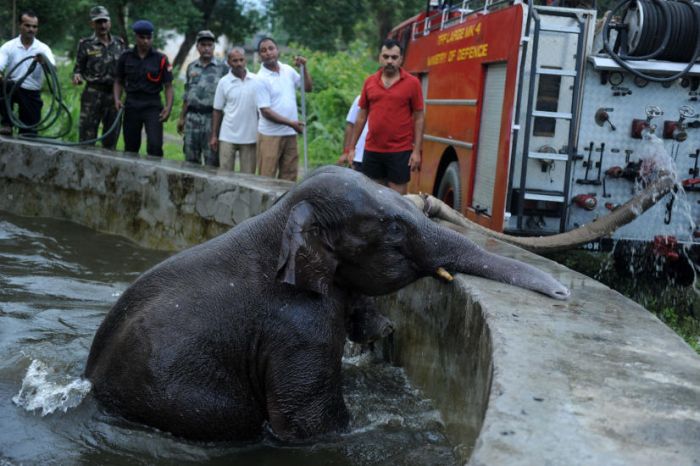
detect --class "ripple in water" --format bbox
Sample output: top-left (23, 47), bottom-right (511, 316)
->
top-left (12, 359), bottom-right (92, 416)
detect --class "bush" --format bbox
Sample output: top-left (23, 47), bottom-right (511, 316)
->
top-left (272, 42), bottom-right (377, 169)
top-left (35, 45), bottom-right (377, 164)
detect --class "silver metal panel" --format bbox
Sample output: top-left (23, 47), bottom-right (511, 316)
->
top-left (529, 151), bottom-right (568, 161)
top-left (524, 192), bottom-right (565, 202)
top-left (588, 56), bottom-right (700, 76)
top-left (540, 24), bottom-right (581, 33)
top-left (531, 110), bottom-right (573, 119)
top-left (568, 65), bottom-right (700, 244)
top-left (512, 12), bottom-right (589, 189)
top-left (536, 68), bottom-right (577, 77)
top-left (473, 63), bottom-right (507, 215)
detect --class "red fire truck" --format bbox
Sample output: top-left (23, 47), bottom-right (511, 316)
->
top-left (390, 0), bottom-right (700, 262)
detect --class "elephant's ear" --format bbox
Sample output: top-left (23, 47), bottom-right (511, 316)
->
top-left (277, 201), bottom-right (338, 295)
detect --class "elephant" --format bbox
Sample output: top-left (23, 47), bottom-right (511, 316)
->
top-left (345, 296), bottom-right (394, 345)
top-left (85, 165), bottom-right (569, 442)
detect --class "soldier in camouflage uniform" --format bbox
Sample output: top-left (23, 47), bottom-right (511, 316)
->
top-left (177, 30), bottom-right (228, 166)
top-left (72, 6), bottom-right (126, 149)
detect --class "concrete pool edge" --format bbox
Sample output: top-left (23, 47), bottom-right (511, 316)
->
top-left (379, 232), bottom-right (700, 465)
top-left (1, 138), bottom-right (699, 465)
top-left (0, 138), bottom-right (292, 250)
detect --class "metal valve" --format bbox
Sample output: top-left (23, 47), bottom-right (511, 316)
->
top-left (572, 193), bottom-right (597, 210)
top-left (663, 105), bottom-right (697, 141)
top-left (632, 106), bottom-right (663, 138)
top-left (673, 106), bottom-right (696, 142)
top-left (594, 108), bottom-right (616, 131)
top-left (645, 105), bottom-right (663, 123)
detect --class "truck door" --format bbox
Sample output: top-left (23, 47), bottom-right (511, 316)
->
top-left (472, 62), bottom-right (508, 216)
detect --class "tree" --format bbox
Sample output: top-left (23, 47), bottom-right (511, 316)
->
top-left (266, 0), bottom-right (425, 52)
top-left (269, 0), bottom-right (363, 51)
top-left (170, 0), bottom-right (257, 70)
top-left (1, 0), bottom-right (257, 69)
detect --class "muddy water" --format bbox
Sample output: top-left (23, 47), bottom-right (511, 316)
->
top-left (0, 212), bottom-right (457, 466)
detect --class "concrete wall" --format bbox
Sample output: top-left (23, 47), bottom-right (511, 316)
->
top-left (1, 138), bottom-right (699, 465)
top-left (0, 140), bottom-right (292, 250)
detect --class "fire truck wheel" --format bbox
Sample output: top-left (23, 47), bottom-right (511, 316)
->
top-left (437, 162), bottom-right (462, 211)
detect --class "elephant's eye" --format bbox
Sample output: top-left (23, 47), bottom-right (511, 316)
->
top-left (386, 221), bottom-right (404, 238)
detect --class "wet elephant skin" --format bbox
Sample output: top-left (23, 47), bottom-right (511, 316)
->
top-left (85, 166), bottom-right (569, 442)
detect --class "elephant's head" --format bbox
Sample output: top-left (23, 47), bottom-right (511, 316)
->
top-left (276, 166), bottom-right (570, 300)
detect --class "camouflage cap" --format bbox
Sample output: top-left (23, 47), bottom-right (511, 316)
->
top-left (196, 30), bottom-right (216, 42)
top-left (89, 6), bottom-right (110, 21)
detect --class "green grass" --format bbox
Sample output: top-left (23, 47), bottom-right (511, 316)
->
top-left (37, 44), bottom-right (377, 166)
top-left (35, 62), bottom-right (186, 159)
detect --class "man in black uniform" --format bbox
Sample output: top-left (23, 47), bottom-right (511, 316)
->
top-left (73, 6), bottom-right (125, 148)
top-left (113, 19), bottom-right (173, 156)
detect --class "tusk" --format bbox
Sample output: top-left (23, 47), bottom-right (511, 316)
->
top-left (436, 267), bottom-right (454, 282)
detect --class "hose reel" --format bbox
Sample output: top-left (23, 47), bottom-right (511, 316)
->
top-left (602, 0), bottom-right (700, 82)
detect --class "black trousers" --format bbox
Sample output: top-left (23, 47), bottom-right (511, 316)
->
top-left (123, 104), bottom-right (163, 157)
top-left (0, 84), bottom-right (43, 135)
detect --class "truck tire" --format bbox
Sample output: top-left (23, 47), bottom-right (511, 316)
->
top-left (437, 162), bottom-right (462, 211)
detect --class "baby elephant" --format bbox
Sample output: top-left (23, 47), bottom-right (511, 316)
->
top-left (85, 166), bottom-right (569, 442)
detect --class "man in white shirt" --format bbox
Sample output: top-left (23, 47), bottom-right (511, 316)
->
top-left (255, 37), bottom-right (312, 181)
top-left (337, 95), bottom-right (368, 171)
top-left (210, 47), bottom-right (258, 173)
top-left (0, 10), bottom-right (56, 135)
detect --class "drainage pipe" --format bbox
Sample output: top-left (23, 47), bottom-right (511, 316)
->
top-left (406, 174), bottom-right (677, 253)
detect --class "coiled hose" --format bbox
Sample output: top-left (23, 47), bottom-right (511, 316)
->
top-left (1, 53), bottom-right (122, 146)
top-left (602, 0), bottom-right (700, 82)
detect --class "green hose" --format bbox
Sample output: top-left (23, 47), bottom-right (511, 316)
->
top-left (2, 53), bottom-right (123, 146)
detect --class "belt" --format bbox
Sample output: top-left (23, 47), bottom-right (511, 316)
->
top-left (86, 82), bottom-right (113, 92)
top-left (188, 105), bottom-right (213, 114)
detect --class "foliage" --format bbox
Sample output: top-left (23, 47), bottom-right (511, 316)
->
top-left (268, 0), bottom-right (362, 52)
top-left (35, 61), bottom-right (185, 157)
top-left (262, 42), bottom-right (378, 169)
top-left (38, 44), bottom-right (376, 164)
top-left (659, 307), bottom-right (700, 353)
top-left (2, 0), bottom-right (258, 63)
top-left (267, 0), bottom-right (425, 51)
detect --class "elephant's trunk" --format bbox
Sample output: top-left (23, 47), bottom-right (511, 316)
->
top-left (426, 224), bottom-right (570, 300)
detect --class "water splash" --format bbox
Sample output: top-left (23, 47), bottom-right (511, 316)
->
top-left (12, 359), bottom-right (92, 416)
top-left (639, 133), bottom-right (678, 182)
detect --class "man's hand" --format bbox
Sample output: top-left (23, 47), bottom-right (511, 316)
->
top-left (290, 120), bottom-right (304, 134)
top-left (159, 107), bottom-right (171, 122)
top-left (177, 117), bottom-right (185, 134)
top-left (114, 100), bottom-right (123, 111)
top-left (72, 73), bottom-right (83, 85)
top-left (209, 135), bottom-right (219, 153)
top-left (409, 149), bottom-right (421, 172)
top-left (337, 149), bottom-right (354, 167)
top-left (294, 56), bottom-right (307, 67)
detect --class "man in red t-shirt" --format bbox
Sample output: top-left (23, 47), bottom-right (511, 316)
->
top-left (347, 39), bottom-right (424, 194)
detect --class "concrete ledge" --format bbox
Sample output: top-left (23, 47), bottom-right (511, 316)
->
top-left (0, 138), bottom-right (292, 250)
top-left (2, 139), bottom-right (699, 464)
top-left (379, 234), bottom-right (700, 465)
